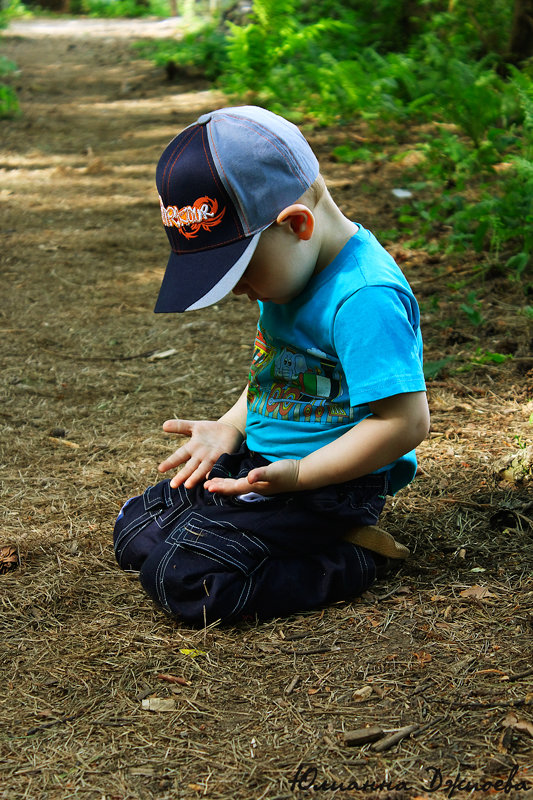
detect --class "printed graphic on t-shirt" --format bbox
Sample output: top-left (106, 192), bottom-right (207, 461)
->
top-left (247, 325), bottom-right (355, 424)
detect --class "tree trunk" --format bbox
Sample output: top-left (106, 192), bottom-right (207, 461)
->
top-left (508, 0), bottom-right (533, 64)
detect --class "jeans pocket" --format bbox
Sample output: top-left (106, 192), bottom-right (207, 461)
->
top-left (114, 480), bottom-right (192, 567)
top-left (173, 514), bottom-right (271, 576)
top-left (143, 481), bottom-right (173, 512)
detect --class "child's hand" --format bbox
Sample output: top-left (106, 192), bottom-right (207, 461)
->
top-left (158, 419), bottom-right (244, 489)
top-left (204, 458), bottom-right (300, 496)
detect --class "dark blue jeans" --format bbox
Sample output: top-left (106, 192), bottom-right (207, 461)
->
top-left (113, 445), bottom-right (388, 626)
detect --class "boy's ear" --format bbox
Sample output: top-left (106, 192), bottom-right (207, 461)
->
top-left (276, 204), bottom-right (315, 241)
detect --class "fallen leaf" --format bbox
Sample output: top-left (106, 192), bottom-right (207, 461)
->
top-left (147, 348), bottom-right (178, 361)
top-left (352, 685), bottom-right (373, 701)
top-left (460, 585), bottom-right (495, 599)
top-left (0, 545), bottom-right (19, 574)
top-left (141, 697), bottom-right (176, 712)
top-left (502, 712), bottom-right (533, 738)
top-left (414, 651), bottom-right (433, 665)
top-left (157, 673), bottom-right (191, 686)
top-left (48, 436), bottom-right (80, 449)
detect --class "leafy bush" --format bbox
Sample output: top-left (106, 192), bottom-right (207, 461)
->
top-left (82, 0), bottom-right (171, 17)
top-left (1, 0), bottom-right (31, 18)
top-left (222, 0), bottom-right (352, 110)
top-left (82, 0), bottom-right (151, 17)
top-left (0, 8), bottom-right (20, 118)
top-left (134, 20), bottom-right (229, 81)
top-left (0, 82), bottom-right (18, 117)
top-left (448, 84), bottom-right (533, 276)
top-left (422, 1), bottom-right (515, 61)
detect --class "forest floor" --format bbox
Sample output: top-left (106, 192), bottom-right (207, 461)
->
top-left (1, 17), bottom-right (532, 800)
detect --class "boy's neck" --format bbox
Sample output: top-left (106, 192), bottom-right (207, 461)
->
top-left (313, 194), bottom-right (359, 276)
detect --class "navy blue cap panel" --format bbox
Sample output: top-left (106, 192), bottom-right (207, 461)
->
top-left (154, 235), bottom-right (253, 313)
top-left (156, 124), bottom-right (245, 255)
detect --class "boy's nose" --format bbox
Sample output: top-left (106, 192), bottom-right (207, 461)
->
top-left (232, 280), bottom-right (247, 295)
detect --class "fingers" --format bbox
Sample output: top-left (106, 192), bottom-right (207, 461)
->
top-left (247, 467), bottom-right (268, 485)
top-left (204, 477), bottom-right (252, 495)
top-left (205, 461), bottom-right (299, 496)
top-left (158, 445), bottom-right (190, 474)
top-left (166, 456), bottom-right (197, 488)
top-left (170, 457), bottom-right (213, 490)
top-left (159, 420), bottom-right (202, 475)
top-left (203, 473), bottom-right (274, 496)
top-left (162, 418), bottom-right (194, 435)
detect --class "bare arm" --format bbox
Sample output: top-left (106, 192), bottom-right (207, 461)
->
top-left (158, 385), bottom-right (248, 489)
top-left (217, 384), bottom-right (248, 436)
top-left (296, 391), bottom-right (430, 489)
top-left (204, 391), bottom-right (430, 495)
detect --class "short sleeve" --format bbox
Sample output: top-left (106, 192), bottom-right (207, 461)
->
top-left (333, 285), bottom-right (426, 407)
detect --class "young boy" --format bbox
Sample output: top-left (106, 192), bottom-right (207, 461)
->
top-left (113, 105), bottom-right (429, 626)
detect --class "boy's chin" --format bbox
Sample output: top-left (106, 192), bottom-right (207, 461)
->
top-left (264, 293), bottom-right (299, 305)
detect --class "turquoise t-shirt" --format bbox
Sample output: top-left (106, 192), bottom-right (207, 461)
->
top-left (245, 225), bottom-right (426, 494)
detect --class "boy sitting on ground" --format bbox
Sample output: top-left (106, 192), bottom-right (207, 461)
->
top-left (113, 105), bottom-right (429, 626)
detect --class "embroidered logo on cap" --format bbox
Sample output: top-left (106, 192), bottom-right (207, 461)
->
top-left (159, 195), bottom-right (225, 240)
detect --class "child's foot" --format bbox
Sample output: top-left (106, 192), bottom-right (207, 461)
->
top-left (343, 525), bottom-right (410, 560)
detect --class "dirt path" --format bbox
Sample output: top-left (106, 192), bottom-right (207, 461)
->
top-left (7, 16), bottom-right (186, 37)
top-left (1, 19), bottom-right (532, 800)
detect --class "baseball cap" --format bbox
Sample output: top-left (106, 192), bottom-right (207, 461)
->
top-left (154, 106), bottom-right (319, 313)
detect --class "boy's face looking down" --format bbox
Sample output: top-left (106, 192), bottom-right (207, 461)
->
top-left (232, 203), bottom-right (320, 305)
top-left (231, 177), bottom-right (359, 306)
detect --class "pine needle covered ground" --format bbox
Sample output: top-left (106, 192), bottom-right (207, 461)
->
top-left (1, 19), bottom-right (532, 800)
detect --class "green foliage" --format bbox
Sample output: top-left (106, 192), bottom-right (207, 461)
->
top-left (222, 0), bottom-right (350, 109)
top-left (1, 0), bottom-right (32, 19)
top-left (332, 144), bottom-right (375, 164)
top-left (135, 21), bottom-right (228, 81)
top-left (0, 7), bottom-right (19, 119)
top-left (0, 54), bottom-right (16, 76)
top-left (0, 82), bottom-right (19, 117)
top-left (471, 349), bottom-right (513, 365)
top-left (423, 356), bottom-right (455, 379)
top-left (443, 81), bottom-right (533, 271)
top-left (460, 292), bottom-right (485, 326)
top-left (81, 0), bottom-right (153, 17)
top-left (431, 58), bottom-right (505, 148)
top-left (424, 1), bottom-right (514, 61)
top-left (81, 0), bottom-right (172, 16)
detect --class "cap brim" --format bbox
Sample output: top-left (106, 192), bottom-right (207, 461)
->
top-left (154, 233), bottom-right (261, 313)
